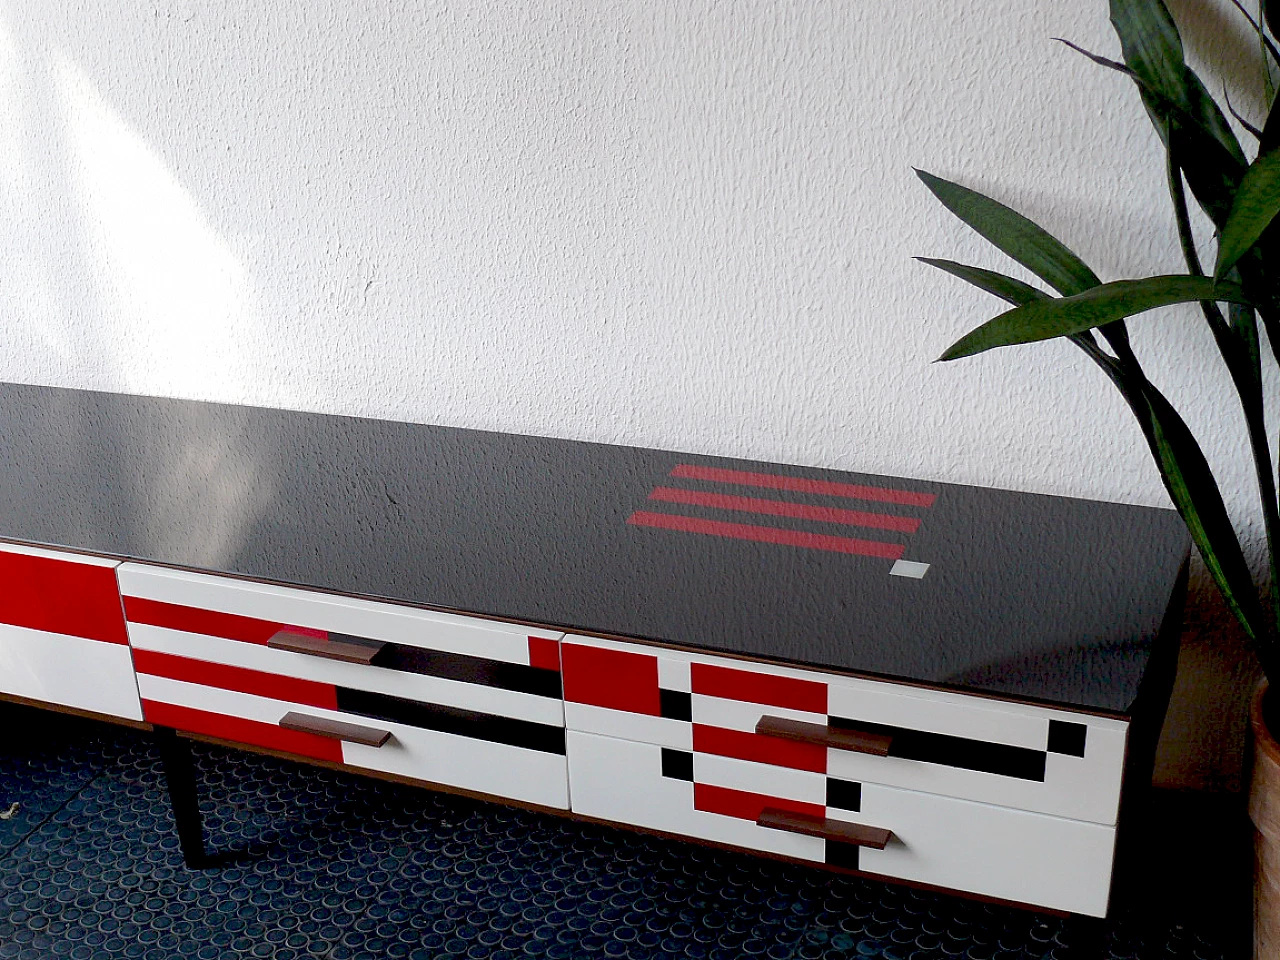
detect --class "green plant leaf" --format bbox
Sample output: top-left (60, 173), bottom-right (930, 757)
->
top-left (1216, 150), bottom-right (1280, 278)
top-left (939, 276), bottom-right (1251, 360)
top-left (1110, 0), bottom-right (1246, 167)
top-left (915, 258), bottom-right (1050, 305)
top-left (915, 171), bottom-right (1100, 296)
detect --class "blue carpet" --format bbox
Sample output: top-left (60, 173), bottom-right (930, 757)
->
top-left (0, 704), bottom-right (1245, 959)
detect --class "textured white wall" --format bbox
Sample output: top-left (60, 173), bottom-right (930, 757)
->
top-left (0, 0), bottom-right (1268, 785)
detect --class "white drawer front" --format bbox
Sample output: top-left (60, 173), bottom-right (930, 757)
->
top-left (567, 729), bottom-right (1115, 917)
top-left (117, 563), bottom-right (564, 664)
top-left (139, 673), bottom-right (569, 809)
top-left (562, 634), bottom-right (1128, 824)
top-left (0, 543), bottom-right (141, 721)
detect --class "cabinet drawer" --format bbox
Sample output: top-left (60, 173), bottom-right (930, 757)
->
top-left (0, 543), bottom-right (141, 721)
top-left (120, 564), bottom-right (569, 808)
top-left (562, 636), bottom-right (1128, 824)
top-left (141, 672), bottom-right (568, 808)
top-left (567, 730), bottom-right (1115, 917)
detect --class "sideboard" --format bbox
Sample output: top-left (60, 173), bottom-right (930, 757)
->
top-left (0, 383), bottom-right (1190, 918)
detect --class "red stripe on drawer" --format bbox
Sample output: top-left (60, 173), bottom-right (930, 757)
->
top-left (124, 597), bottom-right (282, 645)
top-left (627, 512), bottom-right (905, 560)
top-left (528, 637), bottom-right (561, 672)
top-left (691, 663), bottom-right (827, 714)
top-left (693, 724), bottom-right (826, 773)
top-left (693, 782), bottom-right (824, 823)
top-left (670, 464), bottom-right (937, 508)
top-left (648, 487), bottom-right (921, 533)
top-left (561, 643), bottom-right (661, 715)
top-left (0, 551), bottom-right (127, 644)
top-left (132, 649), bottom-right (338, 710)
top-left (141, 700), bottom-right (343, 763)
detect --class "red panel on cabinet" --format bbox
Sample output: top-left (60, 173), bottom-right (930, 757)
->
top-left (527, 636), bottom-right (561, 672)
top-left (132, 649), bottom-right (338, 710)
top-left (141, 700), bottom-right (344, 762)
top-left (561, 643), bottom-right (661, 715)
top-left (0, 551), bottom-right (127, 644)
top-left (124, 597), bottom-right (282, 645)
top-left (693, 782), bottom-right (824, 823)
top-left (690, 663), bottom-right (828, 714)
top-left (693, 724), bottom-right (826, 773)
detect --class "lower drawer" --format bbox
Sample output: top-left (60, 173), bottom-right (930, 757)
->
top-left (141, 672), bottom-right (569, 809)
top-left (567, 730), bottom-right (1115, 917)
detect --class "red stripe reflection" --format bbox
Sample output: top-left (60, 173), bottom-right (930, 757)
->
top-left (627, 512), bottom-right (904, 559)
top-left (648, 487), bottom-right (920, 533)
top-left (670, 464), bottom-right (936, 507)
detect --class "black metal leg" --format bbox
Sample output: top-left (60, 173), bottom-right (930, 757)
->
top-left (154, 726), bottom-right (208, 868)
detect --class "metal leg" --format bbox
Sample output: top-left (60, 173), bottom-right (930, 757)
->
top-left (154, 726), bottom-right (207, 868)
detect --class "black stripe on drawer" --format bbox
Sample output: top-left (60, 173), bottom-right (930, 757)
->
top-left (371, 644), bottom-right (562, 698)
top-left (826, 779), bottom-right (861, 812)
top-left (1047, 719), bottom-right (1087, 757)
top-left (829, 717), bottom-right (1046, 781)
top-left (335, 688), bottom-right (566, 755)
top-left (825, 841), bottom-right (859, 871)
top-left (660, 748), bottom-right (693, 781)
top-left (659, 689), bottom-right (692, 722)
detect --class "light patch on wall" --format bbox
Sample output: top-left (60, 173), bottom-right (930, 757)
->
top-left (52, 52), bottom-right (257, 398)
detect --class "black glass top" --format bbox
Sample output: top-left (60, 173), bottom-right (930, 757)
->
top-left (0, 382), bottom-right (1189, 714)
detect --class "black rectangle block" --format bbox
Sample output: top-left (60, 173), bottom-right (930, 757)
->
top-left (1047, 720), bottom-right (1088, 757)
top-left (829, 717), bottom-right (1046, 781)
top-left (659, 689), bottom-right (692, 722)
top-left (372, 644), bottom-right (562, 699)
top-left (335, 688), bottom-right (566, 755)
top-left (826, 779), bottom-right (861, 812)
top-left (660, 748), bottom-right (693, 781)
top-left (825, 840), bottom-right (860, 870)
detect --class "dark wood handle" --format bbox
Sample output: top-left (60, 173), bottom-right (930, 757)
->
top-left (755, 715), bottom-right (893, 756)
top-left (758, 807), bottom-right (893, 849)
top-left (268, 629), bottom-right (386, 665)
top-left (278, 711), bottom-right (391, 747)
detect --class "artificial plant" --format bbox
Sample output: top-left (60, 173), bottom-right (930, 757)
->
top-left (919, 0), bottom-right (1280, 683)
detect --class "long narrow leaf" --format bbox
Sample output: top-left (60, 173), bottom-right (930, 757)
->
top-left (915, 171), bottom-right (1100, 296)
top-left (939, 276), bottom-right (1251, 360)
top-left (1216, 150), bottom-right (1280, 277)
top-left (915, 258), bottom-right (1050, 305)
top-left (1111, 0), bottom-right (1246, 166)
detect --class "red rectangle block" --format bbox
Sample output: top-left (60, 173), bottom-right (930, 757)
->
top-left (561, 643), bottom-right (661, 716)
top-left (528, 636), bottom-right (561, 671)
top-left (693, 724), bottom-right (826, 773)
top-left (627, 512), bottom-right (905, 560)
top-left (691, 663), bottom-right (827, 714)
top-left (124, 597), bottom-right (283, 645)
top-left (694, 782), bottom-right (824, 823)
top-left (670, 464), bottom-right (937, 508)
top-left (141, 700), bottom-right (343, 763)
top-left (0, 551), bottom-right (127, 644)
top-left (132, 649), bottom-right (338, 710)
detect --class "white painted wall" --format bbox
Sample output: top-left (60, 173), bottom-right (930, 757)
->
top-left (0, 0), bottom-right (1268, 786)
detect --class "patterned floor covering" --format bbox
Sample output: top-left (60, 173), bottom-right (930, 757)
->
top-left (0, 703), bottom-right (1248, 959)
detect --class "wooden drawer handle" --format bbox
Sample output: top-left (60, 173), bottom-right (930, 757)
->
top-left (755, 715), bottom-right (893, 756)
top-left (279, 711), bottom-right (392, 747)
top-left (758, 807), bottom-right (893, 849)
top-left (268, 629), bottom-right (386, 665)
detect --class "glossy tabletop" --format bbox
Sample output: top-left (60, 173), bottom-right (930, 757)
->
top-left (0, 382), bottom-right (1189, 714)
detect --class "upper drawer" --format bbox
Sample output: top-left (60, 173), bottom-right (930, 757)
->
top-left (117, 563), bottom-right (566, 724)
top-left (0, 542), bottom-right (141, 721)
top-left (561, 635), bottom-right (1128, 825)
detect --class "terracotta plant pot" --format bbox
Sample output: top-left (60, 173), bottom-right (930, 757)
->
top-left (1250, 680), bottom-right (1280, 958)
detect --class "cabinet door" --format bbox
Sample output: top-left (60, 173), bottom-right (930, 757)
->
top-left (0, 543), bottom-right (141, 721)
